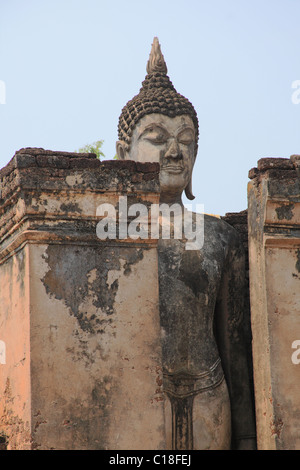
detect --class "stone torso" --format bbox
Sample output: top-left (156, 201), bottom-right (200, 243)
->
top-left (158, 214), bottom-right (232, 377)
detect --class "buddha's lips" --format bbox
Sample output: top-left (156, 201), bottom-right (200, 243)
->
top-left (161, 165), bottom-right (184, 173)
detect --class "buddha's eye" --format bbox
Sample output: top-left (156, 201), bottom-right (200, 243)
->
top-left (141, 126), bottom-right (168, 144)
top-left (177, 129), bottom-right (194, 145)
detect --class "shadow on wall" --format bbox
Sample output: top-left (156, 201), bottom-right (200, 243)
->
top-left (0, 434), bottom-right (7, 450)
top-left (221, 209), bottom-right (256, 429)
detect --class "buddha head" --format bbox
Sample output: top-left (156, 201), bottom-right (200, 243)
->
top-left (116, 37), bottom-right (199, 203)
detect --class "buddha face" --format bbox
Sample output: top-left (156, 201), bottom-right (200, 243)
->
top-left (116, 114), bottom-right (196, 203)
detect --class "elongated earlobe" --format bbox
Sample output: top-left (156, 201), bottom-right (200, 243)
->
top-left (184, 179), bottom-right (195, 200)
top-left (116, 141), bottom-right (127, 160)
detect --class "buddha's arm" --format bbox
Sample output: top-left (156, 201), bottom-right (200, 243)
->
top-left (214, 233), bottom-right (256, 450)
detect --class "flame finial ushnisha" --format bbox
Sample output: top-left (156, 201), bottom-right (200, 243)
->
top-left (146, 36), bottom-right (168, 74)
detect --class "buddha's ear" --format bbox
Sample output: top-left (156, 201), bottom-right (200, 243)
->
top-left (184, 178), bottom-right (195, 200)
top-left (116, 141), bottom-right (128, 160)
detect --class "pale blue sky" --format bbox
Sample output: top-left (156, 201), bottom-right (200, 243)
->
top-left (1, 0), bottom-right (300, 215)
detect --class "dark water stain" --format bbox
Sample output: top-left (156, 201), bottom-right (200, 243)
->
top-left (296, 249), bottom-right (300, 273)
top-left (275, 203), bottom-right (294, 221)
top-left (42, 245), bottom-right (121, 334)
top-left (42, 245), bottom-right (146, 334)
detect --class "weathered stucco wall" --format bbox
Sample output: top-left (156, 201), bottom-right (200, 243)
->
top-left (0, 148), bottom-right (165, 449)
top-left (29, 243), bottom-right (163, 450)
top-left (0, 246), bottom-right (31, 449)
top-left (248, 156), bottom-right (300, 450)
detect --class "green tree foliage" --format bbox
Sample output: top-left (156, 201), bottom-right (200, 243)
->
top-left (77, 139), bottom-right (105, 159)
top-left (77, 139), bottom-right (118, 160)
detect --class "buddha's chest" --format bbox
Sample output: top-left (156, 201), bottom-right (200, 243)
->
top-left (157, 238), bottom-right (225, 306)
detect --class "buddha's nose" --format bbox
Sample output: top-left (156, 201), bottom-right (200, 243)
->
top-left (164, 138), bottom-right (182, 160)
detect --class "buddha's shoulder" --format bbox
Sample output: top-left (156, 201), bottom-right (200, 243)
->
top-left (193, 212), bottom-right (242, 246)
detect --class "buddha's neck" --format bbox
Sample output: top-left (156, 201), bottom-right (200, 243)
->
top-left (160, 192), bottom-right (183, 206)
